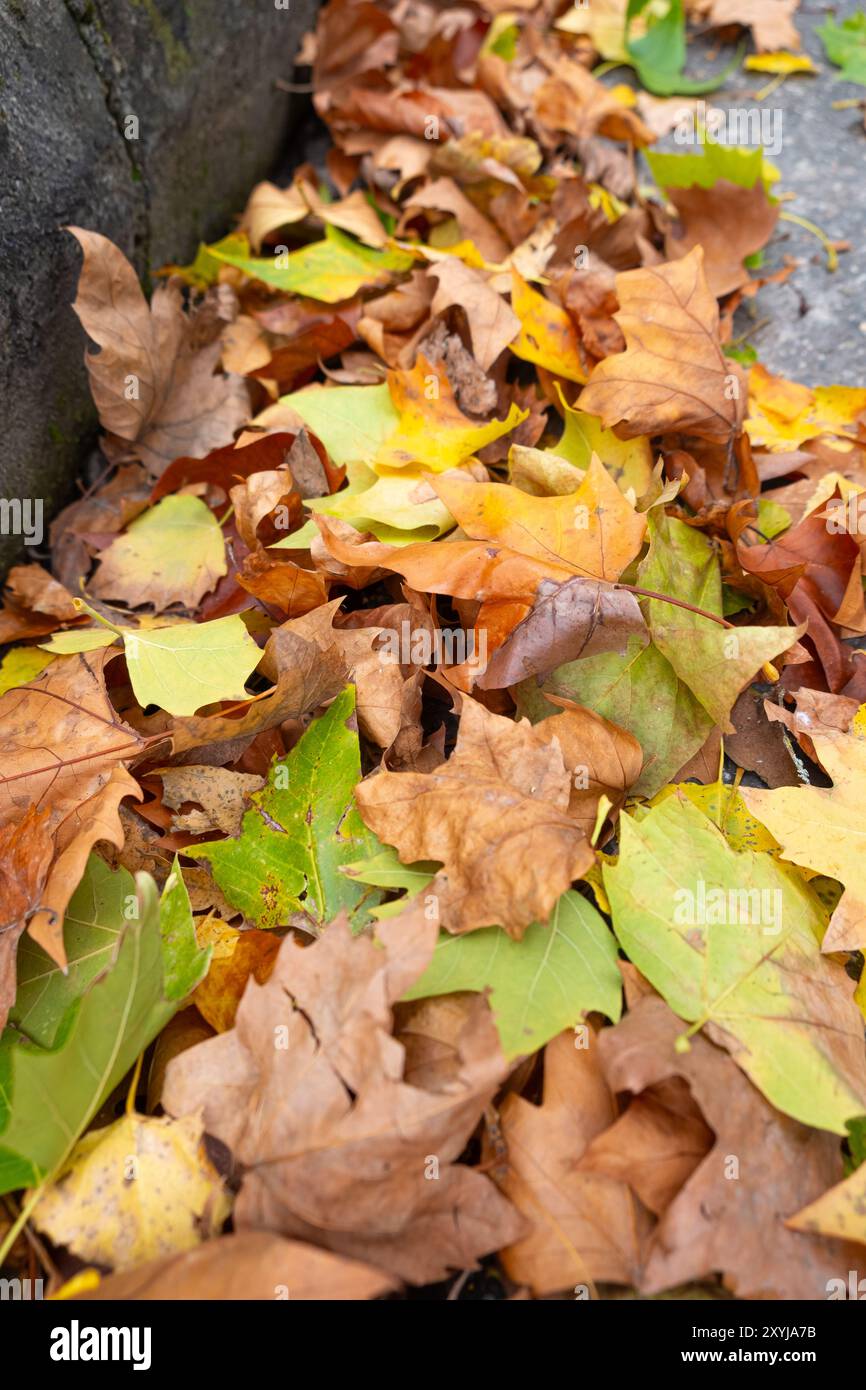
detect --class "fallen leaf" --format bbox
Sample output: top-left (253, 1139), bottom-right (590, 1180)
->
top-left (67, 228), bottom-right (249, 475)
top-left (578, 247), bottom-right (746, 442)
top-left (164, 907), bottom-right (525, 1283)
top-left (91, 495), bottom-right (227, 612)
top-left (355, 696), bottom-right (594, 938)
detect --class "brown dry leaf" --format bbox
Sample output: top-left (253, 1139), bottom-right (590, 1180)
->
top-left (578, 247), bottom-right (746, 442)
top-left (5, 565), bottom-right (79, 621)
top-left (580, 1077), bottom-right (714, 1217)
top-left (708, 0), bottom-right (801, 53)
top-left (355, 696), bottom-right (595, 937)
top-left (0, 807), bottom-right (54, 1030)
top-left (534, 59), bottom-right (655, 146)
top-left (229, 469), bottom-right (298, 551)
top-left (534, 699), bottom-right (644, 839)
top-left (497, 1028), bottom-right (651, 1295)
top-left (428, 259), bottom-right (520, 371)
top-left (402, 178), bottom-right (511, 262)
top-left (164, 908), bottom-right (526, 1283)
top-left (70, 1231), bottom-right (398, 1301)
top-left (236, 551), bottom-right (330, 618)
top-left (67, 228), bottom-right (249, 476)
top-left (476, 576), bottom-right (648, 688)
top-left (597, 995), bottom-right (864, 1299)
top-left (154, 766), bottom-right (265, 837)
top-left (665, 181), bottom-right (779, 298)
top-left (0, 651), bottom-right (144, 965)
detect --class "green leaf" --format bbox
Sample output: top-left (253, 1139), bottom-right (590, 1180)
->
top-left (640, 512), bottom-right (800, 732)
top-left (206, 225), bottom-right (414, 303)
top-left (275, 384), bottom-right (398, 469)
top-left (10, 857), bottom-right (203, 1051)
top-left (0, 867), bottom-right (209, 1194)
top-left (625, 0), bottom-right (742, 95)
top-left (602, 795), bottom-right (866, 1134)
top-left (404, 890), bottom-right (622, 1060)
top-left (845, 1116), bottom-right (866, 1175)
top-left (189, 686), bottom-right (383, 931)
top-left (517, 636), bottom-right (712, 800)
top-left (646, 141), bottom-right (779, 196)
top-left (818, 13), bottom-right (866, 86)
top-left (342, 844), bottom-right (439, 919)
top-left (42, 614), bottom-right (261, 717)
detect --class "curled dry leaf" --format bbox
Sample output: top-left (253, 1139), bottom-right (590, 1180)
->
top-left (66, 228), bottom-right (249, 476)
top-left (164, 907), bottom-right (526, 1283)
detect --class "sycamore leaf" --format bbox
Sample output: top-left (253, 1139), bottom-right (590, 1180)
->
top-left (497, 1027), bottom-right (650, 1294)
top-left (33, 1110), bottom-right (230, 1272)
top-left (550, 385), bottom-right (653, 495)
top-left (355, 697), bottom-right (595, 938)
top-left (405, 890), bottom-right (622, 1060)
top-left (433, 456), bottom-right (647, 581)
top-left (708, 0), bottom-right (801, 55)
top-left (626, 0), bottom-right (742, 95)
top-left (594, 995), bottom-right (863, 1299)
top-left (189, 686), bottom-right (383, 933)
top-left (742, 732), bottom-right (866, 952)
top-left (164, 909), bottom-right (525, 1284)
top-left (646, 140), bottom-right (776, 194)
top-left (603, 794), bottom-right (866, 1134)
top-left (818, 12), bottom-right (866, 85)
top-left (745, 363), bottom-right (866, 451)
top-left (66, 228), bottom-right (248, 476)
top-left (191, 916), bottom-right (280, 1033)
top-left (642, 512), bottom-right (803, 732)
top-left (42, 614), bottom-right (261, 718)
top-left (91, 496), bottom-right (227, 613)
top-left (578, 247), bottom-right (746, 442)
top-left (0, 866), bottom-right (209, 1194)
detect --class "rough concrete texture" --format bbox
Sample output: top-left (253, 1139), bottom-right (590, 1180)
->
top-left (0, 0), bottom-right (316, 573)
top-left (648, 0), bottom-right (866, 386)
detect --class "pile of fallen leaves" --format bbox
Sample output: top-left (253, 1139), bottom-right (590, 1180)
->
top-left (3, 0), bottom-right (866, 1302)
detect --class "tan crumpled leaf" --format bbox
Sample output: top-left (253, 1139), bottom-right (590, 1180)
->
top-left (355, 697), bottom-right (595, 937)
top-left (578, 247), bottom-right (746, 442)
top-left (155, 766), bottom-right (265, 837)
top-left (664, 180), bottom-right (779, 298)
top-left (596, 995), bottom-right (865, 1300)
top-left (33, 1111), bottom-right (230, 1273)
top-left (708, 0), bottom-right (801, 53)
top-left (496, 1028), bottom-right (651, 1295)
top-left (70, 1231), bottom-right (398, 1301)
top-left (428, 259), bottom-right (520, 371)
top-left (0, 651), bottom-right (144, 966)
top-left (67, 228), bottom-right (249, 477)
top-left (164, 906), bottom-right (526, 1283)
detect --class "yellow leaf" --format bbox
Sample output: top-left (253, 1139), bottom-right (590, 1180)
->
top-left (744, 52), bottom-right (817, 75)
top-left (433, 454), bottom-right (647, 581)
top-left (743, 733), bottom-right (866, 953)
top-left (375, 356), bottom-right (526, 471)
top-left (33, 1112), bottom-right (230, 1272)
top-left (509, 269), bottom-right (588, 383)
top-left (788, 1161), bottom-right (866, 1246)
top-left (746, 364), bottom-right (866, 451)
top-left (193, 915), bottom-right (280, 1033)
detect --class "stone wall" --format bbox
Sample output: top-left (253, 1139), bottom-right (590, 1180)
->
top-left (0, 0), bottom-right (316, 573)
